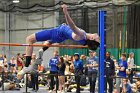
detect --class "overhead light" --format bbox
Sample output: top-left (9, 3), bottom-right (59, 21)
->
top-left (13, 0), bottom-right (20, 3)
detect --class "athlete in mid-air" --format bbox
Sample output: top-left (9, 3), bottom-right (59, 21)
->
top-left (17, 4), bottom-right (100, 76)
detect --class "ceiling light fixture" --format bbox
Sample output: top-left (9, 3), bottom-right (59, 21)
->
top-left (13, 0), bottom-right (20, 3)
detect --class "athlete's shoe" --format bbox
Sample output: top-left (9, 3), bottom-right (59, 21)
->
top-left (35, 48), bottom-right (44, 65)
top-left (38, 49), bottom-right (43, 59)
top-left (18, 67), bottom-right (31, 76)
top-left (17, 67), bottom-right (27, 79)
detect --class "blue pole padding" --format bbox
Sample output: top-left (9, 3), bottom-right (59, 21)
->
top-left (98, 10), bottom-right (105, 93)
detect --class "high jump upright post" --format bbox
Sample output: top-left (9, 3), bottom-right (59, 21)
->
top-left (98, 10), bottom-right (106, 93)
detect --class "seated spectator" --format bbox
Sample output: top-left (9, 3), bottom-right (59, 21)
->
top-left (113, 87), bottom-right (118, 93)
top-left (1, 82), bottom-right (20, 91)
top-left (38, 63), bottom-right (45, 73)
top-left (0, 76), bottom-right (20, 91)
top-left (9, 57), bottom-right (17, 73)
top-left (3, 55), bottom-right (8, 72)
top-left (0, 54), bottom-right (4, 72)
top-left (131, 83), bottom-right (137, 92)
top-left (4, 64), bottom-right (8, 72)
top-left (122, 79), bottom-right (132, 93)
top-left (136, 78), bottom-right (140, 92)
top-left (3, 55), bottom-right (8, 67)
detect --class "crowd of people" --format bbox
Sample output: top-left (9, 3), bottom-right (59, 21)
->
top-left (0, 50), bottom-right (139, 93)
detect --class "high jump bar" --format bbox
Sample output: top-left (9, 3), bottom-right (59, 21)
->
top-left (0, 43), bottom-right (88, 48)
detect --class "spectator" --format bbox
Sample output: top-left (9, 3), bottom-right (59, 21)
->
top-left (3, 55), bottom-right (8, 72)
top-left (104, 52), bottom-right (115, 93)
top-left (73, 53), bottom-right (83, 93)
top-left (0, 54), bottom-right (4, 72)
top-left (21, 54), bottom-right (26, 66)
top-left (3, 54), bottom-right (8, 66)
top-left (64, 56), bottom-right (71, 84)
top-left (136, 78), bottom-right (140, 92)
top-left (131, 83), bottom-right (137, 92)
top-left (122, 79), bottom-right (132, 93)
top-left (38, 63), bottom-right (45, 73)
top-left (80, 55), bottom-right (87, 66)
top-left (69, 56), bottom-right (74, 74)
top-left (16, 53), bottom-right (23, 72)
top-left (30, 53), bottom-right (39, 92)
top-left (113, 88), bottom-right (118, 93)
top-left (127, 52), bottom-right (135, 83)
top-left (116, 53), bottom-right (128, 93)
top-left (86, 50), bottom-right (98, 93)
top-left (80, 55), bottom-right (88, 75)
top-left (114, 59), bottom-right (119, 76)
top-left (49, 51), bottom-right (59, 93)
top-left (58, 57), bottom-right (66, 93)
top-left (0, 82), bottom-right (20, 91)
top-left (64, 56), bottom-right (71, 75)
top-left (9, 57), bottom-right (17, 73)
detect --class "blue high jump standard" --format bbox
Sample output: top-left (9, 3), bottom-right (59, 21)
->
top-left (98, 10), bottom-right (106, 93)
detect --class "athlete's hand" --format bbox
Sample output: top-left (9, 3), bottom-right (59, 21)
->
top-left (61, 4), bottom-right (68, 14)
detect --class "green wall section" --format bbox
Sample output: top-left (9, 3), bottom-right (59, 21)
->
top-left (59, 48), bottom-right (140, 67)
top-left (59, 48), bottom-right (89, 56)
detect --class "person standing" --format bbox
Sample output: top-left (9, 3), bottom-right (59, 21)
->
top-left (74, 53), bottom-right (83, 93)
top-left (104, 52), bottom-right (115, 93)
top-left (58, 57), bottom-right (66, 93)
top-left (49, 51), bottom-right (59, 93)
top-left (30, 53), bottom-right (41, 92)
top-left (116, 53), bottom-right (128, 93)
top-left (86, 50), bottom-right (98, 93)
top-left (127, 52), bottom-right (135, 83)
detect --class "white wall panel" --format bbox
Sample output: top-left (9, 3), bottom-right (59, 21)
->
top-left (14, 13), bottom-right (55, 30)
top-left (0, 12), bottom-right (4, 29)
top-left (9, 12), bottom-right (58, 67)
top-left (0, 31), bottom-right (4, 54)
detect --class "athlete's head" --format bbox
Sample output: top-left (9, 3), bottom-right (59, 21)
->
top-left (86, 40), bottom-right (100, 50)
top-left (87, 33), bottom-right (100, 42)
top-left (86, 33), bottom-right (100, 50)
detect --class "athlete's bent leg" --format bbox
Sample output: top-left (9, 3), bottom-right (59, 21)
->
top-left (38, 41), bottom-right (51, 58)
top-left (17, 34), bottom-right (36, 77)
top-left (25, 34), bottom-right (37, 67)
top-left (36, 41), bottom-right (51, 65)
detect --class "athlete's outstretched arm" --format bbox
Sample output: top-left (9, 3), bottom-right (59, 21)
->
top-left (61, 4), bottom-right (85, 37)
